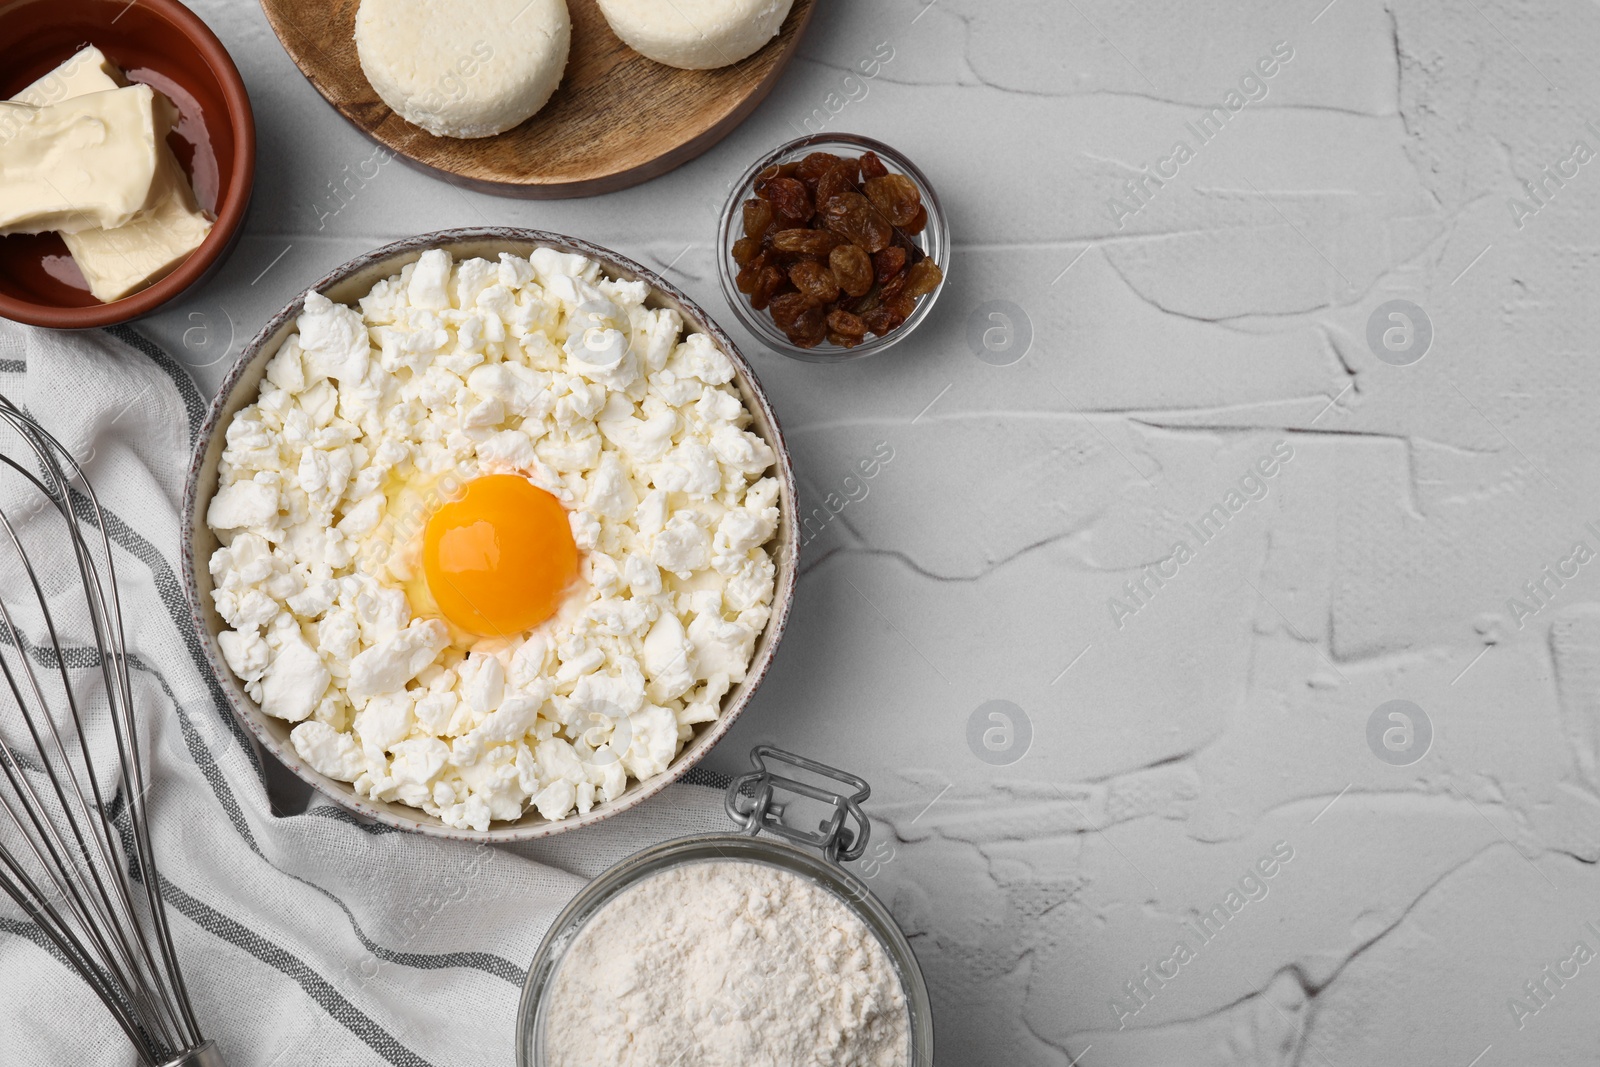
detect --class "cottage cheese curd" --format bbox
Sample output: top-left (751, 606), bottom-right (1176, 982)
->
top-left (207, 247), bottom-right (780, 830)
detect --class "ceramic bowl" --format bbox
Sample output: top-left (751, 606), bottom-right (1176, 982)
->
top-left (0, 0), bottom-right (255, 329)
top-left (181, 228), bottom-right (799, 841)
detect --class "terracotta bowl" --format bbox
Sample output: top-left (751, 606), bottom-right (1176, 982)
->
top-left (181, 228), bottom-right (800, 841)
top-left (0, 0), bottom-right (255, 329)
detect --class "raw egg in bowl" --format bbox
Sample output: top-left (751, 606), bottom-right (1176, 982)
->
top-left (182, 229), bottom-right (798, 842)
top-left (421, 474), bottom-right (579, 638)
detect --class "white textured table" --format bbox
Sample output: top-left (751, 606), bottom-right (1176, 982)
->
top-left (150, 1), bottom-right (1600, 1063)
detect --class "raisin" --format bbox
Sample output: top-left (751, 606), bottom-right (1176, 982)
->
top-left (885, 294), bottom-right (916, 323)
top-left (753, 166), bottom-right (783, 198)
top-left (873, 247), bottom-right (907, 285)
top-left (763, 177), bottom-right (813, 226)
top-left (814, 172), bottom-right (847, 208)
top-left (903, 204), bottom-right (928, 235)
top-left (772, 228), bottom-right (841, 256)
top-left (820, 192), bottom-right (856, 227)
top-left (742, 198), bottom-right (774, 242)
top-left (733, 236), bottom-right (762, 268)
top-left (736, 262), bottom-right (760, 295)
top-left (862, 304), bottom-right (895, 335)
top-left (786, 306), bottom-right (828, 348)
top-left (864, 174), bottom-right (922, 228)
top-left (858, 217), bottom-right (892, 254)
top-left (827, 309), bottom-right (868, 339)
top-left (795, 151), bottom-right (843, 181)
top-left (769, 292), bottom-right (810, 332)
top-left (822, 193), bottom-right (891, 253)
top-left (859, 151), bottom-right (889, 180)
top-left (750, 266), bottom-right (786, 311)
top-left (829, 245), bottom-right (873, 297)
top-left (903, 259), bottom-right (944, 299)
top-left (816, 158), bottom-right (861, 206)
top-left (880, 272), bottom-right (907, 307)
top-left (790, 261), bottom-right (841, 305)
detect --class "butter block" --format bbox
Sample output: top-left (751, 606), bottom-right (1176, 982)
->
top-left (67, 151), bottom-right (214, 301)
top-left (8, 46), bottom-right (214, 302)
top-left (13, 45), bottom-right (123, 105)
top-left (0, 85), bottom-right (165, 236)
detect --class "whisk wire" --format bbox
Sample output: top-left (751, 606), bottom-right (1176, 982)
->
top-left (63, 467), bottom-right (199, 1048)
top-left (0, 394), bottom-right (209, 1064)
top-left (66, 471), bottom-right (203, 1045)
top-left (0, 520), bottom-right (183, 1054)
top-left (0, 790), bottom-right (155, 1055)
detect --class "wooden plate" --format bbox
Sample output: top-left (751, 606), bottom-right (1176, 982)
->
top-left (258, 0), bottom-right (817, 199)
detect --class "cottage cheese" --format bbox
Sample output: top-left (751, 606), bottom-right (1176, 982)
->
top-left (354, 0), bottom-right (571, 139)
top-left (207, 247), bottom-right (780, 830)
top-left (595, 0), bottom-right (794, 71)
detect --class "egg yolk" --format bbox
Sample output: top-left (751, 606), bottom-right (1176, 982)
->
top-left (422, 475), bottom-right (579, 637)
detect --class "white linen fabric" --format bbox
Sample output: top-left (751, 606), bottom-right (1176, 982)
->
top-left (0, 321), bottom-right (734, 1066)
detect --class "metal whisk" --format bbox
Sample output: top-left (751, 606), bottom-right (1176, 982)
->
top-left (0, 395), bottom-right (221, 1067)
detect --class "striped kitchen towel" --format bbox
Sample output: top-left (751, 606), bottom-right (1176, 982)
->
top-left (0, 320), bottom-right (733, 1066)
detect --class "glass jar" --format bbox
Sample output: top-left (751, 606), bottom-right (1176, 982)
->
top-left (517, 746), bottom-right (935, 1065)
top-left (717, 133), bottom-right (951, 363)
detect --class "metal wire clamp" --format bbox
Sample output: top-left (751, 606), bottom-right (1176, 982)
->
top-left (725, 745), bottom-right (872, 862)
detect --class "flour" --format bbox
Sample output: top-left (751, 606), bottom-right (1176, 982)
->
top-left (544, 859), bottom-right (910, 1066)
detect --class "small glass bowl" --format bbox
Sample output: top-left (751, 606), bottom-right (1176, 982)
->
top-left (517, 834), bottom-right (935, 1066)
top-left (717, 133), bottom-right (951, 363)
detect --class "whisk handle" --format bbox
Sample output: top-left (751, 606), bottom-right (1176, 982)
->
top-left (159, 1041), bottom-right (227, 1067)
